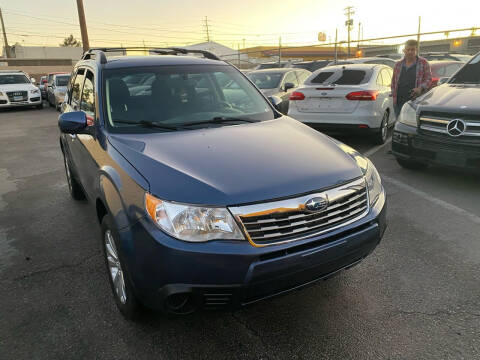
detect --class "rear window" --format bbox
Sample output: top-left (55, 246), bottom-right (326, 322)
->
top-left (310, 71), bottom-right (335, 84)
top-left (307, 69), bottom-right (371, 85)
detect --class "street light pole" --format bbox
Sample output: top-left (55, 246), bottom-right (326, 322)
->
top-left (76, 0), bottom-right (90, 52)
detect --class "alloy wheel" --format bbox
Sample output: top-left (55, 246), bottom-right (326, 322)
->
top-left (104, 230), bottom-right (127, 304)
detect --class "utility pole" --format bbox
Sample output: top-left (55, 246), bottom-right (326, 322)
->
top-left (278, 36), bottom-right (281, 64)
top-left (0, 7), bottom-right (11, 58)
top-left (357, 22), bottom-right (361, 49)
top-left (237, 44), bottom-right (240, 67)
top-left (417, 16), bottom-right (421, 54)
top-left (334, 28), bottom-right (338, 64)
top-left (76, 0), bottom-right (90, 52)
top-left (204, 16), bottom-right (211, 42)
top-left (344, 6), bottom-right (354, 58)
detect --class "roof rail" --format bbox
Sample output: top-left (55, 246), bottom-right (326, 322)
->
top-left (81, 47), bottom-right (221, 64)
top-left (148, 48), bottom-right (221, 60)
top-left (81, 49), bottom-right (108, 64)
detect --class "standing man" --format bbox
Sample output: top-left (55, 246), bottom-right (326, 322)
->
top-left (391, 39), bottom-right (432, 118)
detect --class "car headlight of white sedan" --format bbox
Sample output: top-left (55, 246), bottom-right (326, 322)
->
top-left (145, 193), bottom-right (245, 242)
top-left (30, 89), bottom-right (40, 95)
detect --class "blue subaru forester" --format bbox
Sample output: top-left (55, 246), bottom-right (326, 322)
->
top-left (58, 48), bottom-right (386, 320)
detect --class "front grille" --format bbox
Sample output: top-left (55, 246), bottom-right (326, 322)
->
top-left (6, 91), bottom-right (28, 102)
top-left (413, 137), bottom-right (480, 154)
top-left (419, 111), bottom-right (480, 139)
top-left (229, 178), bottom-right (368, 246)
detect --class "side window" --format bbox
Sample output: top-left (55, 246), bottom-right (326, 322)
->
top-left (80, 71), bottom-right (95, 117)
top-left (296, 70), bottom-right (309, 84)
top-left (71, 68), bottom-right (85, 107)
top-left (66, 70), bottom-right (77, 101)
top-left (283, 71), bottom-right (298, 87)
top-left (376, 70), bottom-right (384, 86)
top-left (382, 69), bottom-right (392, 87)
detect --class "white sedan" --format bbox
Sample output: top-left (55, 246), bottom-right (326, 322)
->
top-left (287, 64), bottom-right (395, 144)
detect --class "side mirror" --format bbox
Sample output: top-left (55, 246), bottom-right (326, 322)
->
top-left (58, 111), bottom-right (87, 134)
top-left (283, 82), bottom-right (295, 92)
top-left (267, 95), bottom-right (282, 111)
top-left (437, 77), bottom-right (449, 85)
top-left (31, 78), bottom-right (36, 83)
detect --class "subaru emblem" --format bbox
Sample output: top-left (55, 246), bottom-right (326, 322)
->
top-left (305, 196), bottom-right (328, 212)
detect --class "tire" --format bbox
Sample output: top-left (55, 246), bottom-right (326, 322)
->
top-left (63, 153), bottom-right (86, 200)
top-left (101, 214), bottom-right (144, 321)
top-left (396, 158), bottom-right (428, 170)
top-left (373, 111), bottom-right (389, 145)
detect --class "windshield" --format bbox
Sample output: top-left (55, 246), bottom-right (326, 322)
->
top-left (104, 65), bottom-right (274, 133)
top-left (247, 72), bottom-right (283, 89)
top-left (449, 55), bottom-right (480, 84)
top-left (56, 76), bottom-right (70, 86)
top-left (0, 74), bottom-right (30, 85)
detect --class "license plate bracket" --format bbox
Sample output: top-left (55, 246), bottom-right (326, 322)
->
top-left (13, 95), bottom-right (24, 101)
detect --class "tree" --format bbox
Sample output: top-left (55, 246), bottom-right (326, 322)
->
top-left (60, 35), bottom-right (82, 47)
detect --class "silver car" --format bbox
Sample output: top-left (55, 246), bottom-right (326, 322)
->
top-left (47, 74), bottom-right (70, 111)
top-left (287, 64), bottom-right (395, 144)
top-left (247, 68), bottom-right (311, 114)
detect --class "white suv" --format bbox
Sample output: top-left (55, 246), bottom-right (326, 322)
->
top-left (0, 70), bottom-right (43, 109)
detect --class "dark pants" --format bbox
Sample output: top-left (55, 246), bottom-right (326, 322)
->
top-left (394, 103), bottom-right (405, 119)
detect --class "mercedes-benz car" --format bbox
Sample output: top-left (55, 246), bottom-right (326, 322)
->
top-left (58, 48), bottom-right (386, 320)
top-left (0, 70), bottom-right (43, 109)
top-left (392, 51), bottom-right (480, 170)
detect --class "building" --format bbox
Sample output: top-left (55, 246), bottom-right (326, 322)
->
top-left (240, 45), bottom-right (348, 63)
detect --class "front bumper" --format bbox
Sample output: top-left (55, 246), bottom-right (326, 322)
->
top-left (392, 122), bottom-right (480, 169)
top-left (0, 96), bottom-right (42, 108)
top-left (117, 190), bottom-right (387, 312)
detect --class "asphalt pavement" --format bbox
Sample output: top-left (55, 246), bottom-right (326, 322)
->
top-left (1, 105), bottom-right (479, 360)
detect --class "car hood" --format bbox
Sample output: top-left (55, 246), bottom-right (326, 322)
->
top-left (416, 84), bottom-right (480, 114)
top-left (0, 83), bottom-right (37, 92)
top-left (107, 117), bottom-right (363, 206)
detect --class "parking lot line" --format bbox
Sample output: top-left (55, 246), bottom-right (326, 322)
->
top-left (381, 174), bottom-right (480, 225)
top-left (363, 138), bottom-right (392, 158)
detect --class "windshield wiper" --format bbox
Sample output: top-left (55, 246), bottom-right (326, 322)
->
top-left (179, 117), bottom-right (259, 127)
top-left (113, 119), bottom-right (188, 131)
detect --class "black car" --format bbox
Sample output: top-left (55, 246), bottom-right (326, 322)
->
top-left (392, 51), bottom-right (480, 170)
top-left (292, 60), bottom-right (330, 72)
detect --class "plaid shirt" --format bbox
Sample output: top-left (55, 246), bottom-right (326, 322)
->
top-left (391, 56), bottom-right (432, 105)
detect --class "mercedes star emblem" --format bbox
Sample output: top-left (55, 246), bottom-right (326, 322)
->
top-left (446, 119), bottom-right (466, 137)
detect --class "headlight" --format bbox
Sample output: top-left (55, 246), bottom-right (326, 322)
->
top-left (398, 102), bottom-right (417, 127)
top-left (365, 159), bottom-right (382, 207)
top-left (145, 193), bottom-right (245, 242)
top-left (30, 89), bottom-right (40, 95)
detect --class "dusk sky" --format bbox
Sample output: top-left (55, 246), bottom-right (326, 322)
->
top-left (1, 0), bottom-right (478, 50)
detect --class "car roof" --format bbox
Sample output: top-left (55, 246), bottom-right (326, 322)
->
top-left (77, 55), bottom-right (227, 70)
top-left (248, 68), bottom-right (298, 74)
top-left (321, 63), bottom-right (384, 70)
top-left (429, 60), bottom-right (463, 66)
